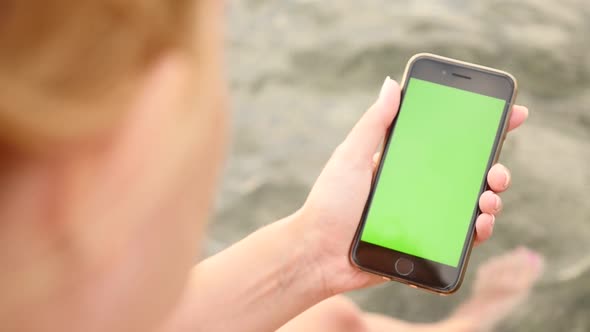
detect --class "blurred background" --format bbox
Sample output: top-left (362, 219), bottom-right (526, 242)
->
top-left (208, 1), bottom-right (590, 331)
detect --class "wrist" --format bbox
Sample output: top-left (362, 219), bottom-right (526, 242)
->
top-left (163, 212), bottom-right (335, 332)
top-left (286, 208), bottom-right (353, 298)
top-left (279, 210), bottom-right (333, 301)
top-left (294, 205), bottom-right (384, 296)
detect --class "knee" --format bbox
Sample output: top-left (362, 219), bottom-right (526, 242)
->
top-left (316, 296), bottom-right (367, 332)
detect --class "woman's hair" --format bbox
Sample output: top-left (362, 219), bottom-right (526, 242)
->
top-left (0, 0), bottom-right (195, 151)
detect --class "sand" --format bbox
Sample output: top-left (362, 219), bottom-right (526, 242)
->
top-left (208, 1), bottom-right (590, 331)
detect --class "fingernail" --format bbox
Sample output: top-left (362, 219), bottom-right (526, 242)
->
top-left (490, 214), bottom-right (495, 227)
top-left (523, 106), bottom-right (530, 119)
top-left (379, 76), bottom-right (394, 101)
top-left (494, 196), bottom-right (501, 212)
top-left (526, 250), bottom-right (541, 266)
top-left (503, 169), bottom-right (511, 188)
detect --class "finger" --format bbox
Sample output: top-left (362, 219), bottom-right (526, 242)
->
top-left (474, 213), bottom-right (495, 246)
top-left (507, 105), bottom-right (529, 132)
top-left (340, 77), bottom-right (400, 163)
top-left (479, 190), bottom-right (502, 214)
top-left (487, 163), bottom-right (511, 193)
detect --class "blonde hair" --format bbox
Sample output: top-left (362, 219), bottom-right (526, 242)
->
top-left (0, 0), bottom-right (195, 151)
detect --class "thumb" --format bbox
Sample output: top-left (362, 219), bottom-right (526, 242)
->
top-left (340, 77), bottom-right (400, 163)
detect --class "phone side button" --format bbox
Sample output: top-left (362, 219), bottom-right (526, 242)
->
top-left (394, 258), bottom-right (415, 276)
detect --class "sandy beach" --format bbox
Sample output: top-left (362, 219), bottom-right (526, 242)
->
top-left (208, 1), bottom-right (590, 330)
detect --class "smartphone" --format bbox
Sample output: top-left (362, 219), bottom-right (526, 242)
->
top-left (350, 53), bottom-right (518, 294)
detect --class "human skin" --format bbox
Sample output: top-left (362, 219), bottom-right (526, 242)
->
top-left (159, 78), bottom-right (528, 332)
top-left (0, 1), bottom-right (528, 331)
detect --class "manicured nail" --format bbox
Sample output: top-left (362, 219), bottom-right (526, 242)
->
top-left (526, 250), bottom-right (541, 266)
top-left (494, 196), bottom-right (501, 212)
top-left (522, 106), bottom-right (530, 119)
top-left (503, 169), bottom-right (511, 189)
top-left (379, 76), bottom-right (394, 100)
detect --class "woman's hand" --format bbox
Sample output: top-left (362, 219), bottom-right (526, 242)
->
top-left (161, 78), bottom-right (528, 332)
top-left (298, 77), bottom-right (529, 296)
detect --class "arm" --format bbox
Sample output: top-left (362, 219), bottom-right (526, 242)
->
top-left (160, 78), bottom-right (529, 332)
top-left (161, 213), bottom-right (329, 332)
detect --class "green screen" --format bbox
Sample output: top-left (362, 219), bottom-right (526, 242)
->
top-left (360, 78), bottom-right (505, 267)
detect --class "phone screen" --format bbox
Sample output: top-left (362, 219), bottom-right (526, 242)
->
top-left (360, 77), bottom-right (506, 268)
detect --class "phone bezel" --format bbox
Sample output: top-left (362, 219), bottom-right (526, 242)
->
top-left (350, 53), bottom-right (518, 294)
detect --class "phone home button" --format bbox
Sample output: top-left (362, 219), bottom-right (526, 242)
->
top-left (394, 258), bottom-right (414, 276)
